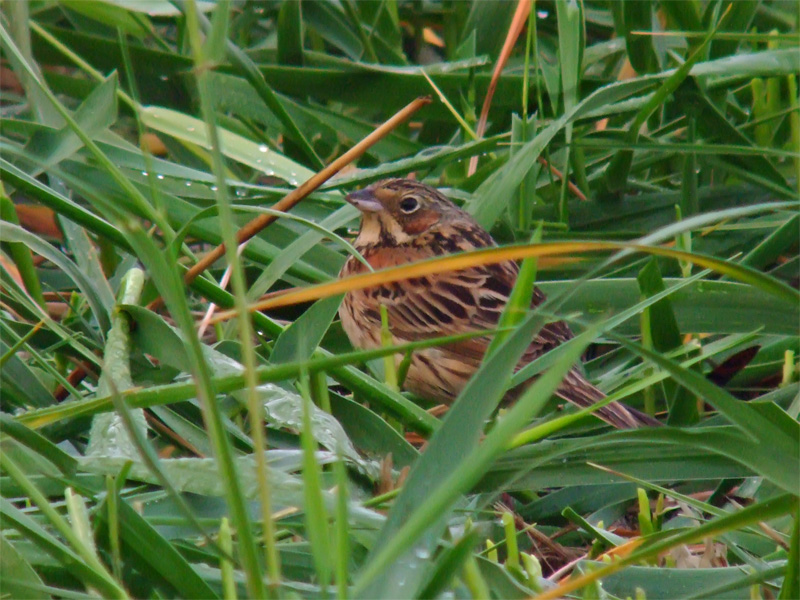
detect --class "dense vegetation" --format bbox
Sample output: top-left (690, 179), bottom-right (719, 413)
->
top-left (1, 1), bottom-right (798, 598)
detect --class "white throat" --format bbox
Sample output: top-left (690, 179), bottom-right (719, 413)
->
top-left (356, 213), bottom-right (412, 248)
top-left (355, 214), bottom-right (382, 247)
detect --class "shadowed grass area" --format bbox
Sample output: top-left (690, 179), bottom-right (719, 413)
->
top-left (1, 1), bottom-right (798, 598)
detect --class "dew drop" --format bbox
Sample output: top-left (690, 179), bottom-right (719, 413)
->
top-left (156, 174), bottom-right (165, 180)
top-left (187, 126), bottom-right (195, 132)
top-left (185, 181), bottom-right (193, 187)
top-left (159, 74), bottom-right (169, 81)
top-left (141, 171), bottom-right (148, 176)
top-left (258, 144), bottom-right (269, 153)
top-left (211, 186), bottom-right (218, 192)
top-left (537, 9), bottom-right (549, 18)
top-left (415, 547), bottom-right (431, 559)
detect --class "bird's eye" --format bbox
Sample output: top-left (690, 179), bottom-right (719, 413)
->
top-left (399, 196), bottom-right (420, 213)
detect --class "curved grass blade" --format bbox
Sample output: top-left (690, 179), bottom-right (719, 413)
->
top-left (237, 237), bottom-right (798, 318)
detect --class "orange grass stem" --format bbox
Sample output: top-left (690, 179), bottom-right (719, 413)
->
top-left (469, 0), bottom-right (531, 176)
top-left (211, 240), bottom-right (795, 322)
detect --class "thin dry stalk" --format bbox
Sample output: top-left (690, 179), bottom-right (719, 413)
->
top-left (467, 0), bottom-right (586, 201)
top-left (468, 0), bottom-right (531, 176)
top-left (58, 98), bottom-right (432, 401)
top-left (148, 96), bottom-right (432, 310)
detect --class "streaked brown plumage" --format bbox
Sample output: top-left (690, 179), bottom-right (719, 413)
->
top-left (339, 178), bottom-right (657, 428)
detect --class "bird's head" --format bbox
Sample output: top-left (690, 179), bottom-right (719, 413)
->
top-left (345, 178), bottom-right (464, 247)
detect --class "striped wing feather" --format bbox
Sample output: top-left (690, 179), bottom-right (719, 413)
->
top-left (376, 262), bottom-right (655, 428)
top-left (379, 260), bottom-right (571, 362)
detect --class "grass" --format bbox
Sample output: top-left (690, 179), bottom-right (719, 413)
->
top-left (1, 1), bottom-right (798, 598)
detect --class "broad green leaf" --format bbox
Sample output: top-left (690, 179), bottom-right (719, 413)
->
top-left (277, 0), bottom-right (304, 66)
top-left (621, 0), bottom-right (659, 74)
top-left (86, 268), bottom-right (146, 460)
top-left (299, 372), bottom-right (332, 588)
top-left (328, 392), bottom-right (418, 468)
top-left (598, 561), bottom-right (786, 600)
top-left (272, 295), bottom-right (342, 364)
top-left (637, 258), bottom-right (697, 425)
top-left (536, 279), bottom-right (799, 336)
top-left (61, 0), bottom-right (152, 38)
top-left (95, 499), bottom-right (219, 599)
top-left (304, 0), bottom-right (363, 60)
top-left (24, 73), bottom-right (118, 175)
top-left (696, 48), bottom-right (800, 80)
top-left (108, 0), bottom-right (216, 16)
top-left (0, 533), bottom-right (49, 600)
top-left (139, 106), bottom-right (314, 184)
top-left (460, 1), bottom-right (515, 59)
top-left (204, 0), bottom-right (231, 64)
top-left (0, 339), bottom-right (58, 409)
top-left (557, 0), bottom-right (584, 112)
top-left (0, 414), bottom-right (76, 476)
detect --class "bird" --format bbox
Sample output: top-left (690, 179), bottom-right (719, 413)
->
top-left (338, 178), bottom-right (657, 429)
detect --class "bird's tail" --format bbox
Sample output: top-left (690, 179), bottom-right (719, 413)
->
top-left (557, 370), bottom-right (660, 429)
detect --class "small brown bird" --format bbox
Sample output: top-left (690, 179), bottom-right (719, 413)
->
top-left (339, 178), bottom-right (656, 428)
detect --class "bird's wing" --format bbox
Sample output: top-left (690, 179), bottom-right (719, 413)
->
top-left (376, 259), bottom-right (573, 364)
top-left (377, 262), bottom-right (511, 339)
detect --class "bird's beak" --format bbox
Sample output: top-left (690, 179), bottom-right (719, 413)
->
top-left (345, 189), bottom-right (383, 213)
